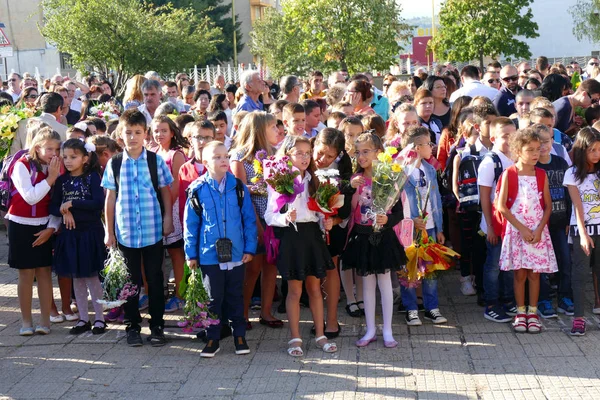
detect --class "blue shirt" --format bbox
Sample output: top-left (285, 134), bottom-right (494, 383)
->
top-left (234, 95), bottom-right (263, 114)
top-left (102, 149), bottom-right (173, 248)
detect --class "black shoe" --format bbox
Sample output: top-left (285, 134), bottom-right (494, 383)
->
top-left (277, 301), bottom-right (286, 314)
top-left (126, 329), bottom-right (143, 347)
top-left (91, 320), bottom-right (107, 335)
top-left (345, 303), bottom-right (362, 318)
top-left (325, 323), bottom-right (341, 339)
top-left (356, 300), bottom-right (365, 316)
top-left (69, 320), bottom-right (91, 335)
top-left (201, 339), bottom-right (220, 358)
top-left (196, 329), bottom-right (207, 342)
top-left (149, 326), bottom-right (167, 347)
top-left (234, 336), bottom-right (250, 355)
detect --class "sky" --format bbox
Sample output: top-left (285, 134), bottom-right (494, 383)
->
top-left (397, 0), bottom-right (443, 19)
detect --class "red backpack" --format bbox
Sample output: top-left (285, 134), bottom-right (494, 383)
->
top-left (492, 165), bottom-right (546, 239)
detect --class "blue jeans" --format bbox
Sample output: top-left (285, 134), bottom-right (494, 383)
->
top-left (539, 227), bottom-right (572, 301)
top-left (483, 239), bottom-right (514, 306)
top-left (401, 229), bottom-right (439, 311)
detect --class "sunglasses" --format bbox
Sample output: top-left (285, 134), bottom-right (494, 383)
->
top-left (502, 76), bottom-right (519, 82)
top-left (586, 91), bottom-right (600, 104)
top-left (589, 62), bottom-right (599, 66)
top-left (487, 79), bottom-right (501, 84)
top-left (383, 83), bottom-right (391, 88)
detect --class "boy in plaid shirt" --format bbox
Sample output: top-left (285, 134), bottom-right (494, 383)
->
top-left (102, 109), bottom-right (174, 347)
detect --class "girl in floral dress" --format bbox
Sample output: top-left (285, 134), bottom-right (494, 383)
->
top-left (497, 128), bottom-right (557, 334)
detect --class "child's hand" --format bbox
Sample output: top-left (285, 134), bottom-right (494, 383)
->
top-left (32, 228), bottom-right (55, 247)
top-left (60, 201), bottom-right (72, 215)
top-left (188, 260), bottom-right (198, 270)
top-left (436, 231), bottom-right (445, 244)
top-left (242, 254), bottom-right (253, 263)
top-left (63, 212), bottom-right (76, 230)
top-left (286, 208), bottom-right (297, 223)
top-left (105, 232), bottom-right (116, 248)
top-left (47, 157), bottom-right (61, 184)
top-left (580, 233), bottom-right (594, 256)
top-left (351, 175), bottom-right (365, 188)
top-left (413, 217), bottom-right (426, 231)
top-left (324, 217), bottom-right (333, 231)
top-left (163, 217), bottom-right (174, 237)
top-left (375, 214), bottom-right (388, 225)
top-left (486, 227), bottom-right (499, 246)
top-left (520, 227), bottom-right (534, 243)
top-left (531, 228), bottom-right (543, 244)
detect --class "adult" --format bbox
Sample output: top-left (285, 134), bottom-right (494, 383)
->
top-left (234, 70), bottom-right (265, 114)
top-left (6, 73), bottom-right (22, 103)
top-left (210, 74), bottom-right (226, 96)
top-left (487, 61), bottom-right (502, 74)
top-left (540, 74), bottom-right (571, 102)
top-left (279, 75), bottom-right (301, 103)
top-left (583, 57), bottom-right (600, 80)
top-left (138, 79), bottom-right (162, 125)
top-left (345, 79), bottom-right (375, 117)
top-left (517, 61), bottom-right (532, 88)
top-left (302, 99), bottom-right (322, 138)
top-left (15, 87), bottom-right (38, 109)
top-left (193, 90), bottom-right (212, 116)
top-left (61, 81), bottom-right (82, 125)
top-left (414, 88), bottom-right (443, 147)
top-left (328, 71), bottom-right (346, 89)
top-left (123, 74), bottom-right (147, 110)
top-left (482, 71), bottom-right (501, 91)
top-left (181, 85), bottom-right (196, 109)
top-left (144, 70), bottom-right (162, 83)
top-left (536, 56), bottom-right (550, 78)
top-left (553, 79), bottom-right (600, 135)
top-left (361, 73), bottom-right (390, 120)
top-left (493, 65), bottom-right (521, 117)
top-left (300, 71), bottom-right (326, 100)
top-left (266, 75), bottom-right (280, 100)
top-left (423, 76), bottom-right (451, 127)
top-left (163, 81), bottom-right (186, 112)
top-left (382, 74), bottom-right (398, 97)
top-left (449, 65), bottom-right (499, 104)
top-left (524, 78), bottom-right (542, 91)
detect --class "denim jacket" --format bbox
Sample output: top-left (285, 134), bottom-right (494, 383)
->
top-left (184, 172), bottom-right (257, 265)
top-left (402, 161), bottom-right (443, 235)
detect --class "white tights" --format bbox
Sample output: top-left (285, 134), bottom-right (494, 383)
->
top-left (339, 261), bottom-right (363, 305)
top-left (360, 272), bottom-right (394, 342)
top-left (73, 277), bottom-right (104, 325)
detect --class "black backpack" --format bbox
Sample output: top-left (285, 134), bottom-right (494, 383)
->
top-left (457, 149), bottom-right (503, 212)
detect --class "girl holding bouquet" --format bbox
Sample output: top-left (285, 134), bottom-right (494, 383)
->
top-left (342, 132), bottom-right (406, 348)
top-left (265, 135), bottom-right (337, 357)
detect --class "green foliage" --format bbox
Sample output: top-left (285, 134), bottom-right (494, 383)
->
top-left (250, 0), bottom-right (411, 77)
top-left (570, 1), bottom-right (600, 43)
top-left (430, 0), bottom-right (539, 70)
top-left (40, 0), bottom-right (221, 93)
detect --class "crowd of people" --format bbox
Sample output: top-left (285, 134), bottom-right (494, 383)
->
top-left (3, 54), bottom-right (600, 358)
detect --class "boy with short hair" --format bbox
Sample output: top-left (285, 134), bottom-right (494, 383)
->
top-left (529, 108), bottom-right (572, 163)
top-left (102, 109), bottom-right (174, 347)
top-left (207, 111), bottom-right (231, 149)
top-left (282, 103), bottom-right (306, 136)
top-left (472, 104), bottom-right (498, 151)
top-left (327, 111), bottom-right (347, 129)
top-left (478, 117), bottom-right (517, 323)
top-left (184, 141), bottom-right (257, 358)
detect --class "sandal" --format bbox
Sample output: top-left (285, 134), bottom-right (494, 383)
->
top-left (69, 321), bottom-right (91, 335)
top-left (356, 301), bottom-right (365, 316)
top-left (259, 317), bottom-right (284, 328)
top-left (92, 320), bottom-right (107, 335)
top-left (315, 335), bottom-right (337, 353)
top-left (287, 338), bottom-right (303, 357)
top-left (345, 303), bottom-right (361, 318)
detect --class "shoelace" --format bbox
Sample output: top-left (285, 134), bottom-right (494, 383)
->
top-left (430, 309), bottom-right (442, 318)
top-left (573, 319), bottom-right (585, 330)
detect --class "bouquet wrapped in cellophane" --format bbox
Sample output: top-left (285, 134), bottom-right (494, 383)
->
top-left (249, 150), bottom-right (268, 196)
top-left (307, 169), bottom-right (345, 244)
top-left (97, 247), bottom-right (138, 309)
top-left (177, 264), bottom-right (220, 333)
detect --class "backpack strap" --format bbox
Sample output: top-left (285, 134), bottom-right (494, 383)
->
top-left (112, 151), bottom-right (163, 215)
top-left (188, 177), bottom-right (246, 228)
top-left (469, 144), bottom-right (478, 157)
top-left (112, 153), bottom-right (123, 194)
top-left (504, 165), bottom-right (519, 210)
top-left (534, 167), bottom-right (546, 210)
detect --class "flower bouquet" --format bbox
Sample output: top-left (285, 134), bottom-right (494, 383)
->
top-left (249, 150), bottom-right (268, 196)
top-left (308, 169), bottom-right (345, 244)
top-left (177, 264), bottom-right (220, 333)
top-left (97, 247), bottom-right (138, 309)
top-left (263, 155), bottom-right (304, 228)
top-left (90, 100), bottom-right (122, 122)
top-left (0, 105), bottom-right (38, 159)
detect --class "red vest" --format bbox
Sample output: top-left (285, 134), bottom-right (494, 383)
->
top-left (8, 157), bottom-right (50, 218)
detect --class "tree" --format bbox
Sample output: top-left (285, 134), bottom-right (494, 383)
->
top-left (149, 0), bottom-right (243, 64)
top-left (40, 0), bottom-right (221, 93)
top-left (429, 0), bottom-right (539, 71)
top-left (250, 0), bottom-right (411, 77)
top-left (570, 1), bottom-right (600, 43)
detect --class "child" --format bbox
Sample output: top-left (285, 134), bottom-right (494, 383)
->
top-left (342, 133), bottom-right (405, 348)
top-left (50, 139), bottom-right (107, 335)
top-left (478, 117), bottom-right (517, 323)
top-left (7, 128), bottom-right (62, 335)
top-left (152, 115), bottom-right (189, 312)
top-left (564, 127), bottom-right (600, 336)
top-left (231, 110), bottom-right (248, 138)
top-left (529, 107), bottom-right (572, 164)
top-left (385, 104), bottom-right (419, 146)
top-left (265, 135), bottom-right (337, 356)
top-left (400, 127), bottom-right (448, 326)
top-left (184, 141), bottom-right (258, 357)
top-left (207, 111), bottom-right (232, 150)
top-left (338, 116), bottom-right (364, 163)
top-left (282, 103), bottom-right (306, 136)
top-left (102, 109), bottom-right (174, 347)
top-left (326, 111), bottom-right (346, 129)
top-left (532, 123), bottom-right (573, 319)
top-left (497, 128), bottom-right (557, 334)
top-left (89, 135), bottom-right (122, 172)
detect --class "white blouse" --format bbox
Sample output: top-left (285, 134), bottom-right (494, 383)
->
top-left (264, 172), bottom-right (319, 227)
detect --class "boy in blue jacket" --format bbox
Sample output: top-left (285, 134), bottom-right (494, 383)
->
top-left (184, 141), bottom-right (257, 358)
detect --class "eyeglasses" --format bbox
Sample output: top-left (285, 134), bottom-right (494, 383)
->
top-left (191, 135), bottom-right (214, 142)
top-left (487, 79), bottom-right (501, 84)
top-left (383, 83), bottom-right (391, 88)
top-left (353, 149), bottom-right (377, 158)
top-left (8, 78), bottom-right (17, 82)
top-left (415, 142), bottom-right (435, 148)
top-left (25, 94), bottom-right (38, 99)
top-left (290, 151), bottom-right (311, 159)
top-left (502, 76), bottom-right (519, 82)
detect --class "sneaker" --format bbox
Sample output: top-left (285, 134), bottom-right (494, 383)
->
top-left (165, 297), bottom-right (184, 313)
top-left (570, 318), bottom-right (586, 336)
top-left (105, 307), bottom-right (123, 322)
top-left (424, 308), bottom-right (448, 324)
top-left (34, 326), bottom-right (50, 335)
top-left (512, 314), bottom-right (527, 333)
top-left (557, 298), bottom-right (575, 316)
top-left (250, 297), bottom-right (261, 310)
top-left (405, 310), bottom-right (422, 326)
top-left (537, 300), bottom-right (558, 319)
top-left (484, 305), bottom-right (512, 323)
top-left (234, 336), bottom-right (250, 355)
top-left (526, 314), bottom-right (542, 334)
top-left (138, 295), bottom-right (149, 311)
top-left (503, 302), bottom-right (518, 317)
top-left (50, 314), bottom-right (65, 324)
top-left (201, 339), bottom-right (220, 358)
top-left (149, 326), bottom-right (167, 347)
top-left (460, 276), bottom-right (476, 296)
top-left (126, 330), bottom-right (143, 347)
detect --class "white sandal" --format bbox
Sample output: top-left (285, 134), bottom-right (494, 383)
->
top-left (287, 338), bottom-right (303, 357)
top-left (315, 335), bottom-right (337, 353)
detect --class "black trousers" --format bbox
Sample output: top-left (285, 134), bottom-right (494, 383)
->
top-left (119, 240), bottom-right (165, 331)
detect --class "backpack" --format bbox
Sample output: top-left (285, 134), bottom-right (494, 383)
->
top-left (492, 165), bottom-right (546, 239)
top-left (441, 137), bottom-right (466, 192)
top-left (0, 150), bottom-right (32, 212)
top-left (111, 151), bottom-right (163, 215)
top-left (187, 177), bottom-right (245, 225)
top-left (456, 145), bottom-right (486, 212)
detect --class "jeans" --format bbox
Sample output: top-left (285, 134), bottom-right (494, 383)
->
top-left (119, 240), bottom-right (165, 331)
top-left (539, 227), bottom-right (573, 302)
top-left (401, 229), bottom-right (439, 311)
top-left (483, 239), bottom-right (514, 306)
top-left (459, 211), bottom-right (486, 292)
top-left (571, 234), bottom-right (600, 317)
top-left (201, 264), bottom-right (246, 340)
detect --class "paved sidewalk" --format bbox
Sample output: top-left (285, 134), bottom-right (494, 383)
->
top-left (1, 232), bottom-right (600, 399)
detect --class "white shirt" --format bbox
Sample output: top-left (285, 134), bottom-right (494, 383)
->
top-left (477, 148), bottom-right (514, 234)
top-left (563, 168), bottom-right (600, 228)
top-left (449, 80), bottom-right (500, 104)
top-left (460, 137), bottom-right (491, 158)
top-left (550, 144), bottom-right (572, 166)
top-left (264, 173), bottom-right (319, 227)
top-left (403, 164), bottom-right (434, 230)
top-left (137, 104), bottom-right (153, 126)
top-left (70, 98), bottom-right (83, 113)
top-left (6, 88), bottom-right (21, 103)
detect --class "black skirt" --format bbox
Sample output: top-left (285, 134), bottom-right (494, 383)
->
top-left (327, 224), bottom-right (348, 258)
top-left (342, 224), bottom-right (406, 276)
top-left (53, 224), bottom-right (106, 278)
top-left (275, 222), bottom-right (335, 281)
top-left (8, 220), bottom-right (54, 269)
